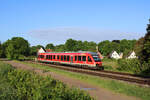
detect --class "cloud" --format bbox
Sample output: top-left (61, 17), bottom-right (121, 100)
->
top-left (28, 27), bottom-right (144, 45)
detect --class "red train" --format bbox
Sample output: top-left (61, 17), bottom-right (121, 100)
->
top-left (37, 51), bottom-right (103, 69)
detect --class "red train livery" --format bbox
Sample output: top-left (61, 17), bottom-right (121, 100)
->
top-left (37, 51), bottom-right (103, 69)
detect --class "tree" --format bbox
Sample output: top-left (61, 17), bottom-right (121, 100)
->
top-left (112, 40), bottom-right (120, 43)
top-left (5, 37), bottom-right (30, 59)
top-left (6, 42), bottom-right (15, 59)
top-left (87, 41), bottom-right (97, 52)
top-left (134, 37), bottom-right (144, 57)
top-left (140, 19), bottom-right (150, 64)
top-left (76, 40), bottom-right (83, 51)
top-left (45, 43), bottom-right (55, 50)
top-left (30, 45), bottom-right (44, 56)
top-left (65, 39), bottom-right (77, 51)
top-left (0, 41), bottom-right (2, 57)
top-left (55, 44), bottom-right (65, 52)
top-left (82, 41), bottom-right (89, 51)
top-left (98, 40), bottom-right (112, 56)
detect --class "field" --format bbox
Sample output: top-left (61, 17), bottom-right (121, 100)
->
top-left (16, 61), bottom-right (150, 100)
top-left (0, 61), bottom-right (94, 100)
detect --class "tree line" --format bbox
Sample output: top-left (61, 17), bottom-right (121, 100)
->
top-left (0, 37), bottom-right (138, 59)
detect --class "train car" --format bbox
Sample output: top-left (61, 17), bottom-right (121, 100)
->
top-left (37, 51), bottom-right (103, 69)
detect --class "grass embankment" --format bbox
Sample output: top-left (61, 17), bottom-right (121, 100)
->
top-left (0, 61), bottom-right (94, 100)
top-left (17, 61), bottom-right (150, 100)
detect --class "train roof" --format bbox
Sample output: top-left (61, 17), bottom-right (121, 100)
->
top-left (39, 51), bottom-right (98, 55)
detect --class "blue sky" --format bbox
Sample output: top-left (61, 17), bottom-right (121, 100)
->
top-left (0, 0), bottom-right (150, 46)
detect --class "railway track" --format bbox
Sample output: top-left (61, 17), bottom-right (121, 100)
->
top-left (26, 61), bottom-right (150, 86)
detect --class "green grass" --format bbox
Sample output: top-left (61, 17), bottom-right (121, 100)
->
top-left (0, 61), bottom-right (94, 100)
top-left (102, 58), bottom-right (135, 74)
top-left (102, 58), bottom-right (119, 68)
top-left (16, 60), bottom-right (150, 100)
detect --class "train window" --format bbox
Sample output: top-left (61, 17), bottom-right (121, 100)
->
top-left (78, 56), bottom-right (81, 61)
top-left (46, 55), bottom-right (48, 59)
top-left (40, 55), bottom-right (44, 58)
top-left (67, 56), bottom-right (70, 61)
top-left (49, 55), bottom-right (50, 59)
top-left (53, 55), bottom-right (55, 59)
top-left (82, 56), bottom-right (86, 61)
top-left (50, 55), bottom-right (52, 60)
top-left (88, 56), bottom-right (92, 62)
top-left (64, 56), bottom-right (66, 61)
top-left (57, 55), bottom-right (60, 60)
top-left (61, 55), bottom-right (63, 61)
top-left (75, 56), bottom-right (77, 61)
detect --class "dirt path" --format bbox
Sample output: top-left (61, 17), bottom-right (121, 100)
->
top-left (4, 61), bottom-right (140, 100)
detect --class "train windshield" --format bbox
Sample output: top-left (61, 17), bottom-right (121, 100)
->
top-left (92, 55), bottom-right (101, 62)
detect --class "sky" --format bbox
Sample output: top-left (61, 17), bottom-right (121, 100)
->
top-left (0, 0), bottom-right (150, 46)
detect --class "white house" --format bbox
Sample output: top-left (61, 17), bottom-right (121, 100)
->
top-left (38, 48), bottom-right (46, 53)
top-left (109, 51), bottom-right (121, 59)
top-left (119, 53), bottom-right (123, 59)
top-left (127, 51), bottom-right (137, 59)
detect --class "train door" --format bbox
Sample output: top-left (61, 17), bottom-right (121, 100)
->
top-left (87, 56), bottom-right (94, 66)
top-left (71, 56), bottom-right (73, 63)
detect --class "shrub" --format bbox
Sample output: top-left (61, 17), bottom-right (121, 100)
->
top-left (0, 62), bottom-right (94, 100)
top-left (117, 59), bottom-right (142, 74)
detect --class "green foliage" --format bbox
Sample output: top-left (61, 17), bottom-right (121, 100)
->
top-left (138, 20), bottom-right (150, 74)
top-left (64, 38), bottom-right (97, 52)
top-left (45, 43), bottom-right (55, 50)
top-left (55, 44), bottom-right (66, 52)
top-left (3, 37), bottom-right (30, 59)
top-left (0, 62), bottom-right (93, 100)
top-left (102, 58), bottom-right (119, 70)
top-left (98, 39), bottom-right (136, 57)
top-left (98, 40), bottom-right (111, 56)
top-left (134, 37), bottom-right (144, 57)
top-left (30, 45), bottom-right (44, 56)
top-left (65, 38), bottom-right (78, 51)
top-left (0, 42), bottom-right (2, 57)
top-left (117, 59), bottom-right (142, 74)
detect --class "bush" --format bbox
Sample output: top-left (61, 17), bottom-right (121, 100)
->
top-left (0, 62), bottom-right (94, 100)
top-left (140, 62), bottom-right (150, 75)
top-left (117, 59), bottom-right (142, 74)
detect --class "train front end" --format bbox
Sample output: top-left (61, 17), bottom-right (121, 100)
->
top-left (91, 53), bottom-right (103, 70)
